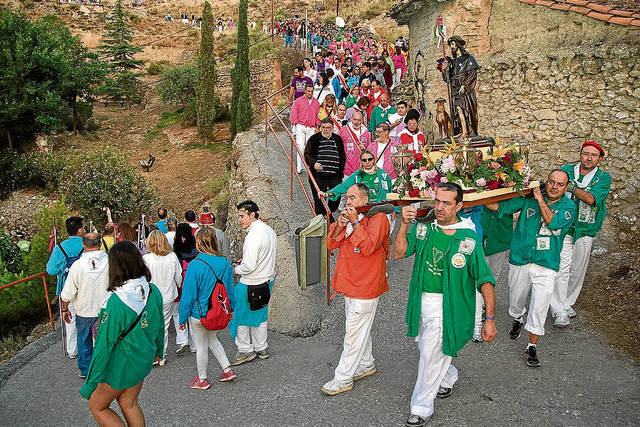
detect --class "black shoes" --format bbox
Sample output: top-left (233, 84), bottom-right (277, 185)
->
top-left (437, 386), bottom-right (452, 399)
top-left (524, 346), bottom-right (541, 367)
top-left (509, 319), bottom-right (523, 340)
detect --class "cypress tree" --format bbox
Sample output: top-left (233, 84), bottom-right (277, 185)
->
top-left (230, 0), bottom-right (252, 137)
top-left (99, 0), bottom-right (144, 107)
top-left (197, 1), bottom-right (216, 139)
top-left (236, 79), bottom-right (253, 132)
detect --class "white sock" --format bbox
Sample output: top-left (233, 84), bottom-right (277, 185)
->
top-left (527, 342), bottom-right (536, 349)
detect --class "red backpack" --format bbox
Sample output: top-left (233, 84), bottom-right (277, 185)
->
top-left (194, 258), bottom-right (232, 331)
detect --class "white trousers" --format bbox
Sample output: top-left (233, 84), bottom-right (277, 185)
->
top-left (171, 302), bottom-right (190, 346)
top-left (235, 321), bottom-right (268, 353)
top-left (189, 317), bottom-right (231, 380)
top-left (294, 125), bottom-right (316, 172)
top-left (334, 296), bottom-right (379, 382)
top-left (411, 293), bottom-right (459, 418)
top-left (392, 69), bottom-right (403, 89)
top-left (63, 301), bottom-right (77, 357)
top-left (551, 235), bottom-right (594, 316)
top-left (487, 250), bottom-right (509, 283)
top-left (508, 263), bottom-right (557, 336)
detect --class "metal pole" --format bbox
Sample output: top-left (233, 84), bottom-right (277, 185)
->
top-left (42, 274), bottom-right (55, 331)
top-left (336, 0), bottom-right (339, 18)
top-left (305, 9), bottom-right (308, 56)
top-left (271, 0), bottom-right (274, 41)
top-left (264, 102), bottom-right (268, 147)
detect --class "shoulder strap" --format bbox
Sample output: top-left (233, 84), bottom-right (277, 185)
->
top-left (102, 238), bottom-right (108, 249)
top-left (194, 258), bottom-right (222, 282)
top-left (376, 141), bottom-right (391, 164)
top-left (118, 287), bottom-right (153, 342)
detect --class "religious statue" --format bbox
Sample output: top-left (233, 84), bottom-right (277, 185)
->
top-left (440, 36), bottom-right (479, 138)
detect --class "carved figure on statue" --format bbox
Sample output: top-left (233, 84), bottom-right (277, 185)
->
top-left (434, 98), bottom-right (452, 138)
top-left (440, 35), bottom-right (479, 138)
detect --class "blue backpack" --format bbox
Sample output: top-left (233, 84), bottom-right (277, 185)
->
top-left (59, 245), bottom-right (84, 287)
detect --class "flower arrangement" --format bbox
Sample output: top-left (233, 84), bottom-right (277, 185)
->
top-left (392, 141), bottom-right (531, 199)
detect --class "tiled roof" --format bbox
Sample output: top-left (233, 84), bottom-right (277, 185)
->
top-left (514, 0), bottom-right (640, 26)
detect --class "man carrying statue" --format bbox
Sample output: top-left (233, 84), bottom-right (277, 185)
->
top-left (439, 36), bottom-right (479, 137)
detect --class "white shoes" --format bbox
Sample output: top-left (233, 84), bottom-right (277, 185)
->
top-left (321, 378), bottom-right (353, 395)
top-left (353, 364), bottom-right (376, 381)
top-left (567, 307), bottom-right (577, 318)
top-left (554, 312), bottom-right (570, 328)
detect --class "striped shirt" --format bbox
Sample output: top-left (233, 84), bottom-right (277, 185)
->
top-left (316, 135), bottom-right (341, 177)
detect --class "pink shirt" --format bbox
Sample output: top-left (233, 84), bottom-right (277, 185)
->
top-left (290, 96), bottom-right (320, 128)
top-left (340, 123), bottom-right (372, 176)
top-left (392, 54), bottom-right (407, 74)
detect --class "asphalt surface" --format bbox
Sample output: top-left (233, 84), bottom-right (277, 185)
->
top-left (1, 129), bottom-right (638, 426)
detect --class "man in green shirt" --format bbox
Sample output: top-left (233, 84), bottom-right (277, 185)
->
top-left (395, 182), bottom-right (497, 427)
top-left (368, 93), bottom-right (396, 134)
top-left (486, 169), bottom-right (576, 368)
top-left (550, 141), bottom-right (611, 327)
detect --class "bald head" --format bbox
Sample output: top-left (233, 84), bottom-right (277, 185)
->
top-left (83, 233), bottom-right (101, 251)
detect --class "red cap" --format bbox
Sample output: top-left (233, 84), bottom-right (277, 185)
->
top-left (581, 141), bottom-right (605, 157)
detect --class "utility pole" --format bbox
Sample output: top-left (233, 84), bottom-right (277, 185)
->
top-left (271, 0), bottom-right (274, 41)
top-left (336, 0), bottom-right (339, 17)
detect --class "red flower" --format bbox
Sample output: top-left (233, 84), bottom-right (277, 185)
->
top-left (502, 152), bottom-right (512, 164)
top-left (407, 163), bottom-right (416, 173)
top-left (434, 173), bottom-right (443, 184)
top-left (414, 152), bottom-right (424, 161)
top-left (487, 180), bottom-right (500, 190)
top-left (408, 189), bottom-right (420, 197)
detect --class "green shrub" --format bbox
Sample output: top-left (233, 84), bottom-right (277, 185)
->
top-left (0, 229), bottom-right (24, 274)
top-left (23, 199), bottom-right (72, 277)
top-left (188, 29), bottom-right (199, 37)
top-left (61, 150), bottom-right (157, 226)
top-left (157, 64), bottom-right (197, 106)
top-left (28, 151), bottom-right (68, 194)
top-left (149, 7), bottom-right (157, 15)
top-left (0, 151), bottom-right (40, 199)
top-left (147, 63), bottom-right (163, 75)
top-left (212, 188), bottom-right (229, 211)
top-left (205, 171), bottom-right (231, 197)
top-left (0, 264), bottom-right (49, 339)
top-left (181, 98), bottom-right (197, 127)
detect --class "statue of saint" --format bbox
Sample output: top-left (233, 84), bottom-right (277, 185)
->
top-left (441, 36), bottom-right (479, 137)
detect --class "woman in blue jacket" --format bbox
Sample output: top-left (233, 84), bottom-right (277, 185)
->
top-left (178, 227), bottom-right (236, 390)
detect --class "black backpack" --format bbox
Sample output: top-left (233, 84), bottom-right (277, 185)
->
top-left (59, 245), bottom-right (84, 287)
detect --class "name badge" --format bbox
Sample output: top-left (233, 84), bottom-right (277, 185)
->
top-left (536, 236), bottom-right (550, 251)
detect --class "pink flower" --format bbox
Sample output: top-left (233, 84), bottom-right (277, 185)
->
top-left (426, 169), bottom-right (437, 179)
top-left (475, 178), bottom-right (487, 187)
top-left (490, 162), bottom-right (501, 170)
top-left (440, 176), bottom-right (448, 183)
top-left (506, 180), bottom-right (515, 187)
top-left (410, 168), bottom-right (419, 177)
top-left (424, 188), bottom-right (436, 199)
top-left (420, 170), bottom-right (429, 180)
top-left (418, 166), bottom-right (427, 172)
top-left (440, 156), bottom-right (456, 173)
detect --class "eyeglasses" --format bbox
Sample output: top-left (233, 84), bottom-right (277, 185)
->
top-left (361, 157), bottom-right (374, 162)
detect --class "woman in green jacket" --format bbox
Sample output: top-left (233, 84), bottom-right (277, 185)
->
top-left (81, 241), bottom-right (164, 426)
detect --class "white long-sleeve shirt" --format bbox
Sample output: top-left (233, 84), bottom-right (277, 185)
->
top-left (143, 252), bottom-right (183, 304)
top-left (60, 250), bottom-right (109, 318)
top-left (235, 219), bottom-right (277, 285)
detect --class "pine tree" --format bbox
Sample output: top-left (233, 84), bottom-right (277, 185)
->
top-left (236, 79), bottom-right (253, 132)
top-left (197, 1), bottom-right (216, 139)
top-left (99, 0), bottom-right (144, 107)
top-left (229, 0), bottom-right (252, 137)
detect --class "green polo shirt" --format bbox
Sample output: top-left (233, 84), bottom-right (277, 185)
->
top-left (561, 164), bottom-right (611, 241)
top-left (368, 105), bottom-right (396, 133)
top-left (328, 168), bottom-right (392, 203)
top-left (405, 222), bottom-right (495, 357)
top-left (498, 195), bottom-right (577, 272)
top-left (80, 283), bottom-right (164, 399)
top-left (481, 207), bottom-right (513, 256)
top-left (422, 228), bottom-right (452, 293)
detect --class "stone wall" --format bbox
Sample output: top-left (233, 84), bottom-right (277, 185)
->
top-left (215, 56), bottom-right (283, 109)
top-left (391, 0), bottom-right (640, 229)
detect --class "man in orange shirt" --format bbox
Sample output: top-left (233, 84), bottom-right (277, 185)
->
top-left (321, 183), bottom-right (390, 396)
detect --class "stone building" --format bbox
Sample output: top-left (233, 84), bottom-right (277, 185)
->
top-left (390, 0), bottom-right (640, 231)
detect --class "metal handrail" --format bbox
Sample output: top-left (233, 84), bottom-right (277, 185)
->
top-left (263, 87), bottom-right (334, 305)
top-left (0, 271), bottom-right (55, 332)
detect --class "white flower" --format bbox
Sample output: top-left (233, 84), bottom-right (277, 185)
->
top-left (440, 155), bottom-right (456, 173)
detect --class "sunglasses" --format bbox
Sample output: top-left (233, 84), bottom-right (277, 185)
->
top-left (361, 157), bottom-right (375, 162)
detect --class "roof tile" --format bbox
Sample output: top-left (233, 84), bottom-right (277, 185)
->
top-left (535, 0), bottom-right (555, 7)
top-left (517, 0), bottom-right (537, 5)
top-left (569, 5), bottom-right (591, 14)
top-left (587, 3), bottom-right (614, 14)
top-left (565, 0), bottom-right (589, 6)
top-left (609, 10), bottom-right (634, 17)
top-left (608, 16), bottom-right (634, 25)
top-left (630, 19), bottom-right (640, 26)
top-left (551, 3), bottom-right (572, 11)
top-left (587, 11), bottom-right (614, 21)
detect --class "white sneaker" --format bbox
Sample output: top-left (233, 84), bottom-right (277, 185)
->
top-left (353, 364), bottom-right (376, 381)
top-left (554, 313), bottom-right (570, 328)
top-left (320, 378), bottom-right (353, 396)
top-left (567, 307), bottom-right (577, 318)
top-left (472, 321), bottom-right (483, 342)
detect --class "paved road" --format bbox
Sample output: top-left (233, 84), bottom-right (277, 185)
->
top-left (1, 129), bottom-right (638, 426)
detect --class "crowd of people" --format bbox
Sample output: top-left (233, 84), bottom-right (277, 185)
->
top-left (47, 201), bottom-right (277, 425)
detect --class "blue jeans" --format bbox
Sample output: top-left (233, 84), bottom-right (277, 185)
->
top-left (285, 35), bottom-right (293, 47)
top-left (76, 315), bottom-right (97, 376)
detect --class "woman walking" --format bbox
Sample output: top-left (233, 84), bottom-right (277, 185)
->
top-left (81, 241), bottom-right (164, 426)
top-left (172, 222), bottom-right (198, 354)
top-left (143, 230), bottom-right (183, 366)
top-left (179, 227), bottom-right (236, 390)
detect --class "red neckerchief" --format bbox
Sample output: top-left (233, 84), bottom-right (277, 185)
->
top-left (337, 74), bottom-right (349, 90)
